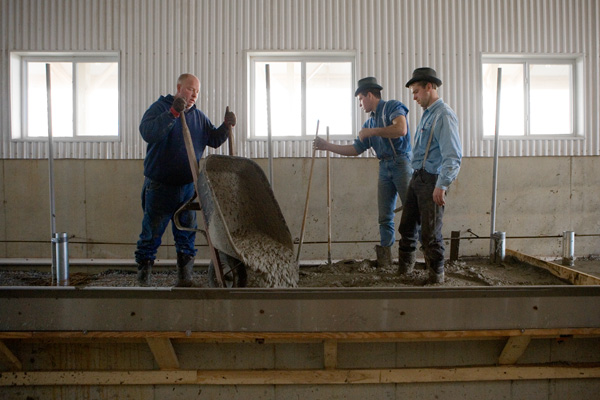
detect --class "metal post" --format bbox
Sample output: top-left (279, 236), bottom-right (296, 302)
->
top-left (490, 68), bottom-right (502, 261)
top-left (46, 63), bottom-right (58, 285)
top-left (562, 231), bottom-right (575, 267)
top-left (491, 231), bottom-right (506, 264)
top-left (450, 231), bottom-right (461, 261)
top-left (51, 232), bottom-right (69, 286)
top-left (265, 64), bottom-right (273, 187)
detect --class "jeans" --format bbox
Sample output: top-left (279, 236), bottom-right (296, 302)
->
top-left (398, 169), bottom-right (445, 273)
top-left (135, 178), bottom-right (197, 263)
top-left (377, 156), bottom-right (412, 247)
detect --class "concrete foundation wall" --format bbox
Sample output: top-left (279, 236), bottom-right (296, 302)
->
top-left (0, 156), bottom-right (599, 261)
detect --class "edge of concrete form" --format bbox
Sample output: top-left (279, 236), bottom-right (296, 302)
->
top-left (0, 252), bottom-right (599, 399)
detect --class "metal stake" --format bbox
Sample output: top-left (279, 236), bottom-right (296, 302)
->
top-left (562, 231), bottom-right (575, 267)
top-left (265, 64), bottom-right (273, 187)
top-left (490, 67), bottom-right (502, 262)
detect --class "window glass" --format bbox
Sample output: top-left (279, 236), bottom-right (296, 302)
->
top-left (254, 61), bottom-right (302, 137)
top-left (27, 62), bottom-right (73, 137)
top-left (482, 63), bottom-right (524, 136)
top-left (482, 58), bottom-right (576, 138)
top-left (249, 54), bottom-right (354, 139)
top-left (530, 64), bottom-right (571, 135)
top-left (76, 62), bottom-right (119, 136)
top-left (306, 62), bottom-right (352, 135)
top-left (11, 52), bottom-right (119, 140)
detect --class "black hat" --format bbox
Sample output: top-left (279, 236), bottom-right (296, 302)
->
top-left (354, 77), bottom-right (383, 96)
top-left (405, 67), bottom-right (443, 88)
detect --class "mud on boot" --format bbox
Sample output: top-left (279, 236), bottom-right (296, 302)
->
top-left (176, 253), bottom-right (195, 287)
top-left (398, 250), bottom-right (416, 275)
top-left (375, 245), bottom-right (392, 268)
top-left (137, 259), bottom-right (154, 286)
top-left (427, 262), bottom-right (445, 284)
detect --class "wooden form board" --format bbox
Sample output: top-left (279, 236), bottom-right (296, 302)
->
top-left (506, 249), bottom-right (600, 285)
top-left (2, 365), bottom-right (600, 386)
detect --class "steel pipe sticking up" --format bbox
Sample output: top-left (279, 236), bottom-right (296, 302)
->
top-left (489, 67), bottom-right (502, 262)
top-left (562, 231), bottom-right (575, 267)
top-left (265, 64), bottom-right (274, 187)
top-left (491, 231), bottom-right (506, 264)
top-left (51, 232), bottom-right (69, 286)
top-left (45, 63), bottom-right (69, 286)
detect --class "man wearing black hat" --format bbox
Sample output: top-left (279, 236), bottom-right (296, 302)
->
top-left (398, 68), bottom-right (462, 284)
top-left (314, 77), bottom-right (412, 268)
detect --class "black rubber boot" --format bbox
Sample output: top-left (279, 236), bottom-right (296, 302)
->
top-left (375, 245), bottom-right (392, 268)
top-left (427, 261), bottom-right (445, 284)
top-left (176, 253), bottom-right (195, 287)
top-left (136, 259), bottom-right (154, 286)
top-left (398, 250), bottom-right (416, 275)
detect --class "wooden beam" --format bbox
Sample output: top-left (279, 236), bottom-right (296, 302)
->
top-left (498, 336), bottom-right (531, 365)
top-left (146, 338), bottom-right (180, 370)
top-left (506, 249), bottom-right (600, 285)
top-left (2, 365), bottom-right (599, 386)
top-left (323, 340), bottom-right (337, 369)
top-left (0, 340), bottom-right (22, 371)
top-left (0, 328), bottom-right (599, 342)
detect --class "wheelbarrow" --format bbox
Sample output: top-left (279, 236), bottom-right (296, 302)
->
top-left (174, 114), bottom-right (296, 287)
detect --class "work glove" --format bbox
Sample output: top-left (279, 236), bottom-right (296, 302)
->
top-left (170, 97), bottom-right (186, 117)
top-left (224, 106), bottom-right (236, 128)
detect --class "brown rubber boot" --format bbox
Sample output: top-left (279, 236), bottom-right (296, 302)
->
top-left (375, 245), bottom-right (392, 268)
top-left (136, 259), bottom-right (154, 286)
top-left (176, 253), bottom-right (195, 287)
top-left (398, 250), bottom-right (416, 275)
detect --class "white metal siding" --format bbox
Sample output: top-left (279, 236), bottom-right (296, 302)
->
top-left (1, 0), bottom-right (598, 159)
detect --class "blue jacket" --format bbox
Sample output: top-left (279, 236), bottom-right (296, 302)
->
top-left (140, 95), bottom-right (229, 185)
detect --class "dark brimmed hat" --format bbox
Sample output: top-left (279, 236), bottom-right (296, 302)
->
top-left (405, 67), bottom-right (442, 88)
top-left (355, 77), bottom-right (383, 96)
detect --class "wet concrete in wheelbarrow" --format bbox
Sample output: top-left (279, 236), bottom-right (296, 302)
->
top-left (1, 255), bottom-right (598, 288)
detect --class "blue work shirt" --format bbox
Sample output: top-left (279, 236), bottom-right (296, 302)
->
top-left (412, 99), bottom-right (462, 190)
top-left (352, 100), bottom-right (412, 160)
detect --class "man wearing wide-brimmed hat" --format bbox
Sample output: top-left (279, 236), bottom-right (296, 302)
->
top-left (313, 77), bottom-right (413, 268)
top-left (397, 67), bottom-right (462, 284)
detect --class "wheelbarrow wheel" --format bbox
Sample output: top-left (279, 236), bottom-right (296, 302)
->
top-left (208, 251), bottom-right (247, 288)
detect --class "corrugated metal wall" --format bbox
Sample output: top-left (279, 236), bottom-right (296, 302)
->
top-left (1, 0), bottom-right (598, 159)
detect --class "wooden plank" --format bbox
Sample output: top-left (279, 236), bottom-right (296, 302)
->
top-left (146, 338), bottom-right (180, 370)
top-left (3, 365), bottom-right (599, 386)
top-left (498, 335), bottom-right (531, 365)
top-left (0, 340), bottom-right (22, 371)
top-left (506, 249), bottom-right (600, 285)
top-left (0, 328), bottom-right (599, 342)
top-left (323, 340), bottom-right (337, 369)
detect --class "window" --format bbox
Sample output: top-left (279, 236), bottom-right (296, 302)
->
top-left (482, 56), bottom-right (582, 138)
top-left (248, 52), bottom-right (355, 139)
top-left (10, 52), bottom-right (119, 140)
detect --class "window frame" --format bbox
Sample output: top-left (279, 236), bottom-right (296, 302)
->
top-left (10, 51), bottom-right (120, 142)
top-left (481, 54), bottom-right (584, 140)
top-left (247, 51), bottom-right (356, 141)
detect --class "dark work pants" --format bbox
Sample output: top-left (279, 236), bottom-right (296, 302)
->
top-left (398, 169), bottom-right (445, 273)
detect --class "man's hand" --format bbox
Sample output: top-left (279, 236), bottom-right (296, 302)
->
top-left (224, 106), bottom-right (236, 128)
top-left (313, 136), bottom-right (329, 151)
top-left (172, 97), bottom-right (186, 113)
top-left (433, 187), bottom-right (446, 207)
top-left (358, 128), bottom-right (373, 141)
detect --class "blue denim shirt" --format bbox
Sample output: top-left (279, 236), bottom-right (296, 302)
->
top-left (412, 99), bottom-right (462, 190)
top-left (352, 100), bottom-right (412, 160)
